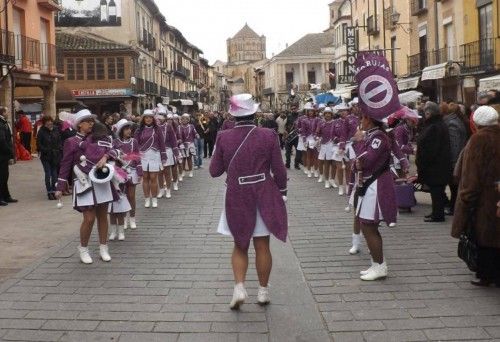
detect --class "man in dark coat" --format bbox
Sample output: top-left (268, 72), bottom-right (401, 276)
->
top-left (0, 107), bottom-right (17, 206)
top-left (416, 101), bottom-right (452, 222)
top-left (284, 109), bottom-right (302, 169)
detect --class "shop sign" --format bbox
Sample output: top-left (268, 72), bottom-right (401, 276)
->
top-left (71, 88), bottom-right (133, 97)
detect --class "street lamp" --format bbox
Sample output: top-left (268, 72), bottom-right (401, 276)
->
top-left (390, 11), bottom-right (411, 34)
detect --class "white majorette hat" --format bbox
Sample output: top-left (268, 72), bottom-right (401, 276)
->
top-left (73, 109), bottom-right (96, 129)
top-left (181, 113), bottom-right (190, 118)
top-left (166, 113), bottom-right (174, 119)
top-left (142, 109), bottom-right (155, 117)
top-left (173, 114), bottom-right (179, 119)
top-left (318, 103), bottom-right (326, 110)
top-left (113, 119), bottom-right (133, 136)
top-left (89, 163), bottom-right (115, 184)
top-left (303, 102), bottom-right (315, 111)
top-left (229, 93), bottom-right (260, 117)
top-left (323, 107), bottom-right (333, 113)
top-left (334, 102), bottom-right (350, 111)
top-left (473, 105), bottom-right (499, 127)
top-left (156, 103), bottom-right (167, 115)
top-left (350, 97), bottom-right (359, 105)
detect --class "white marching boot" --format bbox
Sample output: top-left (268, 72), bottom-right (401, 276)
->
top-left (349, 233), bottom-right (362, 255)
top-left (165, 188), bottom-right (172, 199)
top-left (173, 182), bottom-right (179, 191)
top-left (257, 286), bottom-right (270, 306)
top-left (229, 283), bottom-right (248, 310)
top-left (360, 260), bottom-right (375, 275)
top-left (144, 198), bottom-right (151, 208)
top-left (118, 225), bottom-right (125, 241)
top-left (157, 188), bottom-right (165, 198)
top-left (99, 244), bottom-right (111, 262)
top-left (189, 171), bottom-right (193, 178)
top-left (129, 216), bottom-right (137, 229)
top-left (360, 262), bottom-right (388, 281)
top-left (329, 179), bottom-right (338, 188)
top-left (124, 213), bottom-right (129, 230)
top-left (317, 175), bottom-right (324, 183)
top-left (78, 245), bottom-right (93, 264)
top-left (151, 198), bottom-right (158, 208)
top-left (338, 186), bottom-right (345, 196)
top-left (109, 225), bottom-right (117, 241)
top-left (307, 170), bottom-right (312, 178)
top-left (325, 180), bottom-right (331, 189)
top-left (314, 170), bottom-right (319, 178)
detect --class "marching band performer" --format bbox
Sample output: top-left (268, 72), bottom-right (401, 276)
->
top-left (221, 113), bottom-right (236, 130)
top-left (55, 111), bottom-right (117, 264)
top-left (166, 113), bottom-right (180, 191)
top-left (113, 119), bottom-right (142, 230)
top-left (331, 104), bottom-right (348, 195)
top-left (210, 94), bottom-right (287, 309)
top-left (349, 114), bottom-right (398, 280)
top-left (134, 109), bottom-right (167, 208)
top-left (340, 102), bottom-right (360, 194)
top-left (179, 113), bottom-right (198, 178)
top-left (315, 107), bottom-right (336, 188)
top-left (158, 110), bottom-right (182, 198)
top-left (301, 103), bottom-right (319, 178)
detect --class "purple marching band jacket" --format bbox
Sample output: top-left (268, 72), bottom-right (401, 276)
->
top-left (56, 132), bottom-right (86, 192)
top-left (315, 119), bottom-right (335, 144)
top-left (345, 114), bottom-right (360, 141)
top-left (221, 119), bottom-right (236, 130)
top-left (159, 122), bottom-right (181, 159)
top-left (352, 127), bottom-right (397, 225)
top-left (209, 123), bottom-right (288, 250)
top-left (134, 125), bottom-right (168, 165)
top-left (113, 137), bottom-right (144, 178)
top-left (393, 122), bottom-right (414, 155)
top-left (331, 117), bottom-right (348, 150)
top-left (179, 123), bottom-right (197, 145)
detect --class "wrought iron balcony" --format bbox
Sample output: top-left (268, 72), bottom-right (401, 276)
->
top-left (14, 34), bottom-right (56, 74)
top-left (407, 46), bottom-right (458, 74)
top-left (134, 77), bottom-right (145, 93)
top-left (0, 29), bottom-right (15, 65)
top-left (460, 38), bottom-right (497, 74)
top-left (411, 0), bottom-right (427, 16)
top-left (37, 0), bottom-right (62, 11)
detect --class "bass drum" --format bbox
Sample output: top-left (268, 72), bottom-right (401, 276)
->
top-left (285, 129), bottom-right (298, 144)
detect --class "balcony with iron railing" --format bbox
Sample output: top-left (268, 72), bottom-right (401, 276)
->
top-left (37, 0), bottom-right (62, 11)
top-left (14, 34), bottom-right (57, 74)
top-left (407, 46), bottom-right (458, 74)
top-left (411, 0), bottom-right (427, 16)
top-left (145, 80), bottom-right (158, 95)
top-left (460, 38), bottom-right (498, 74)
top-left (134, 77), bottom-right (145, 93)
top-left (0, 29), bottom-right (15, 65)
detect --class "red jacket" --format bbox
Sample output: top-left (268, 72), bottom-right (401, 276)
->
top-left (16, 115), bottom-right (32, 133)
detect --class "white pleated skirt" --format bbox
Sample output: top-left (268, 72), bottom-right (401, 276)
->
top-left (297, 136), bottom-right (306, 151)
top-left (165, 148), bottom-right (175, 167)
top-left (108, 193), bottom-right (132, 214)
top-left (349, 180), bottom-right (383, 221)
top-left (141, 149), bottom-right (162, 172)
top-left (318, 142), bottom-right (335, 160)
top-left (73, 179), bottom-right (114, 208)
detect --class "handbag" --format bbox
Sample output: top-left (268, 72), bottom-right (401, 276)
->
top-left (457, 209), bottom-right (478, 272)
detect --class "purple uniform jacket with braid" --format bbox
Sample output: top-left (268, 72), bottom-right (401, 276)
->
top-left (75, 136), bottom-right (119, 174)
top-left (209, 124), bottom-right (288, 250)
top-left (332, 118), bottom-right (348, 150)
top-left (316, 120), bottom-right (335, 144)
top-left (393, 122), bottom-right (414, 155)
top-left (179, 123), bottom-right (196, 144)
top-left (345, 114), bottom-right (360, 140)
top-left (134, 125), bottom-right (167, 164)
top-left (389, 130), bottom-right (410, 171)
top-left (56, 132), bottom-right (86, 192)
top-left (221, 119), bottom-right (236, 130)
top-left (159, 123), bottom-right (180, 155)
top-left (353, 128), bottom-right (397, 225)
top-left (113, 137), bottom-right (143, 177)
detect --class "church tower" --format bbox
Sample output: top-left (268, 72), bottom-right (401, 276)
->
top-left (227, 23), bottom-right (266, 64)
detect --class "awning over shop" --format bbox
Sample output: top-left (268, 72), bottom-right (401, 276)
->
top-left (170, 99), bottom-right (194, 106)
top-left (315, 92), bottom-right (341, 105)
top-left (329, 85), bottom-right (356, 99)
top-left (421, 62), bottom-right (449, 80)
top-left (397, 76), bottom-right (420, 91)
top-left (398, 90), bottom-right (423, 105)
top-left (479, 74), bottom-right (500, 92)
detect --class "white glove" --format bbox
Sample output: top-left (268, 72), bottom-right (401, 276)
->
top-left (282, 196), bottom-right (288, 203)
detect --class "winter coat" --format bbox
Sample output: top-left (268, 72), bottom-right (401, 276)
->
top-left (416, 115), bottom-right (452, 186)
top-left (451, 125), bottom-right (500, 248)
top-left (444, 113), bottom-right (468, 167)
top-left (0, 116), bottom-right (13, 162)
top-left (36, 126), bottom-right (62, 165)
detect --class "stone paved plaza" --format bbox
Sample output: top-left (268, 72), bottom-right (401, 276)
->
top-left (0, 163), bottom-right (499, 341)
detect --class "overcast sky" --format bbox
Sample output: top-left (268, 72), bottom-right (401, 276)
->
top-left (157, 0), bottom-right (332, 65)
